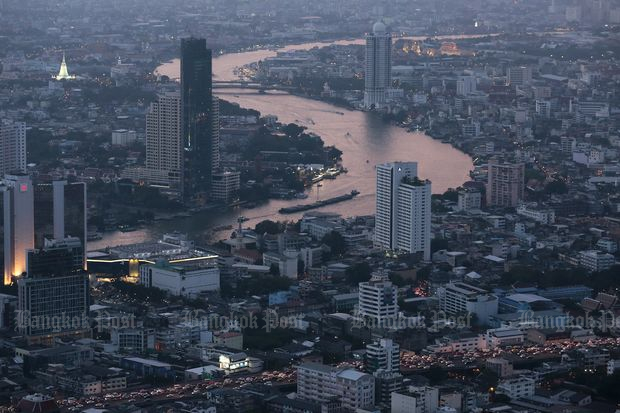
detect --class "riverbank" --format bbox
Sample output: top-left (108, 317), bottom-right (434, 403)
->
top-left (89, 37), bottom-right (473, 251)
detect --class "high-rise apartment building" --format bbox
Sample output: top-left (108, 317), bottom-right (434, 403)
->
top-left (486, 159), bottom-right (525, 208)
top-left (145, 91), bottom-right (183, 193)
top-left (0, 120), bottom-right (27, 175)
top-left (296, 363), bottom-right (375, 411)
top-left (181, 38), bottom-right (220, 200)
top-left (364, 21), bottom-right (392, 109)
top-left (375, 162), bottom-right (431, 260)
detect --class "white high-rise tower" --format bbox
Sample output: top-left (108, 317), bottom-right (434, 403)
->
top-left (145, 91), bottom-right (183, 193)
top-left (364, 21), bottom-right (392, 110)
top-left (375, 162), bottom-right (431, 260)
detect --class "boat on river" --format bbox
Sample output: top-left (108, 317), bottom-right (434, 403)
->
top-left (279, 190), bottom-right (360, 214)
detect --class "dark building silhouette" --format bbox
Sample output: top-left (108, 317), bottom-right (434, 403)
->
top-left (33, 181), bottom-right (87, 270)
top-left (181, 37), bottom-right (220, 201)
top-left (18, 238), bottom-right (90, 345)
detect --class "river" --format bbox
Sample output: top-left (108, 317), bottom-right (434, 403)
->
top-left (89, 35), bottom-right (474, 250)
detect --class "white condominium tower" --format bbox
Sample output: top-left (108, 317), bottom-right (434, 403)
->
top-left (364, 21), bottom-right (392, 110)
top-left (0, 120), bottom-right (26, 175)
top-left (375, 162), bottom-right (431, 260)
top-left (145, 91), bottom-right (183, 192)
top-left (358, 271), bottom-right (398, 326)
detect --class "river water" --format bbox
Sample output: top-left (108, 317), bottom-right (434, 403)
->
top-left (89, 36), bottom-right (474, 250)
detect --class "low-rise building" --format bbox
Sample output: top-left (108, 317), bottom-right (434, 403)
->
top-left (140, 260), bottom-right (220, 297)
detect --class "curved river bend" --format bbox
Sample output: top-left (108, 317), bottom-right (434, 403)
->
top-left (90, 36), bottom-right (473, 249)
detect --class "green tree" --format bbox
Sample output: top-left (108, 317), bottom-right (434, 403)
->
top-left (255, 220), bottom-right (282, 235)
top-left (322, 231), bottom-right (346, 256)
top-left (345, 262), bottom-right (372, 285)
top-left (544, 180), bottom-right (568, 194)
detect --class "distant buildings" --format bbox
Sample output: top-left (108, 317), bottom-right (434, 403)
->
top-left (507, 66), bottom-right (532, 86)
top-left (296, 362), bottom-right (375, 411)
top-left (0, 120), bottom-right (26, 175)
top-left (486, 160), bottom-right (525, 208)
top-left (111, 129), bottom-right (137, 146)
top-left (375, 162), bottom-right (431, 260)
top-left (364, 21), bottom-right (392, 109)
top-left (181, 37), bottom-right (220, 200)
top-left (456, 75), bottom-right (477, 96)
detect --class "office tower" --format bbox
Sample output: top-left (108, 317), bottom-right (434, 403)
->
top-left (0, 120), bottom-right (27, 175)
top-left (18, 238), bottom-right (90, 344)
top-left (486, 159), bottom-right (525, 208)
top-left (358, 271), bottom-right (398, 326)
top-left (2, 174), bottom-right (34, 285)
top-left (297, 363), bottom-right (375, 411)
top-left (145, 91), bottom-right (183, 193)
top-left (364, 21), bottom-right (392, 109)
top-left (506, 66), bottom-right (532, 86)
top-left (375, 162), bottom-right (431, 260)
top-left (366, 338), bottom-right (400, 373)
top-left (181, 38), bottom-right (220, 200)
top-left (33, 181), bottom-right (87, 270)
top-left (456, 75), bottom-right (477, 96)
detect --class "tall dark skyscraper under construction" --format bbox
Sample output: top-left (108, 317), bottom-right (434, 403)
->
top-left (181, 37), bottom-right (220, 201)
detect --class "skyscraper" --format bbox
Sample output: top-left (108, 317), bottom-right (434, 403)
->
top-left (2, 174), bottom-right (34, 285)
top-left (364, 21), bottom-right (392, 110)
top-left (486, 159), bottom-right (525, 208)
top-left (3, 178), bottom-right (87, 285)
top-left (375, 162), bottom-right (431, 260)
top-left (145, 91), bottom-right (183, 194)
top-left (0, 120), bottom-right (27, 175)
top-left (18, 237), bottom-right (90, 345)
top-left (33, 181), bottom-right (87, 270)
top-left (181, 38), bottom-right (220, 200)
